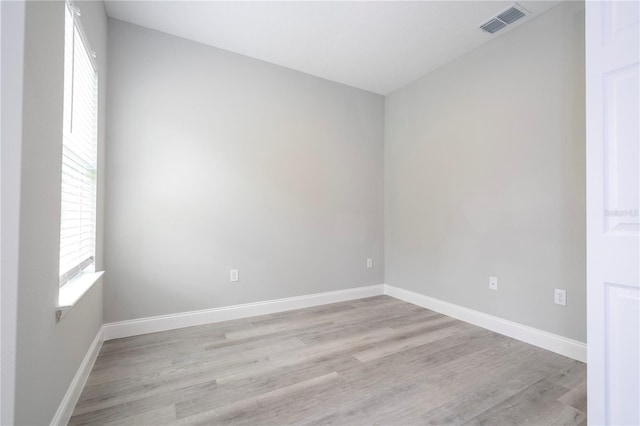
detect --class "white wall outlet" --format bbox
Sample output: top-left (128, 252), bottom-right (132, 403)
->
top-left (489, 276), bottom-right (498, 291)
top-left (230, 269), bottom-right (239, 282)
top-left (367, 258), bottom-right (373, 268)
top-left (554, 289), bottom-right (567, 306)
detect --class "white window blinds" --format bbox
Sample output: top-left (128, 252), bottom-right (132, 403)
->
top-left (59, 2), bottom-right (98, 286)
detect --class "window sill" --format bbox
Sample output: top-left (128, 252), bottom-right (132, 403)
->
top-left (56, 271), bottom-right (104, 321)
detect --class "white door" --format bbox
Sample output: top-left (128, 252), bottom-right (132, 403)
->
top-left (586, 1), bottom-right (640, 425)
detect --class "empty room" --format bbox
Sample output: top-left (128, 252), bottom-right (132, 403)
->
top-left (1, 0), bottom-right (639, 425)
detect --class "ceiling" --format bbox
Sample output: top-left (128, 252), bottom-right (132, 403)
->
top-left (104, 1), bottom-right (562, 95)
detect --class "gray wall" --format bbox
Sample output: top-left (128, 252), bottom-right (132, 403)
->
top-left (1, 1), bottom-right (26, 423)
top-left (105, 20), bottom-right (385, 323)
top-left (384, 2), bottom-right (586, 342)
top-left (14, 1), bottom-right (107, 424)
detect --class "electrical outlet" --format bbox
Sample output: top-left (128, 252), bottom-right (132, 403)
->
top-left (489, 276), bottom-right (498, 291)
top-left (230, 269), bottom-right (239, 282)
top-left (554, 289), bottom-right (566, 306)
top-left (367, 258), bottom-right (373, 268)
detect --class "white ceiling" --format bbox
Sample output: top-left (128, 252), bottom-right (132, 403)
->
top-left (104, 1), bottom-right (562, 95)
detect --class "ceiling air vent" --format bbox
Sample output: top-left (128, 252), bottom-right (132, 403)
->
top-left (480, 18), bottom-right (507, 34)
top-left (497, 6), bottom-right (526, 24)
top-left (480, 4), bottom-right (529, 34)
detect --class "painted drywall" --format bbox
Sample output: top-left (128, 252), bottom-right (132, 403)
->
top-left (13, 1), bottom-right (107, 424)
top-left (1, 2), bottom-right (25, 424)
top-left (105, 19), bottom-right (384, 323)
top-left (384, 1), bottom-right (586, 342)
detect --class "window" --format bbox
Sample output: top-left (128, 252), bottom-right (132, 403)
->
top-left (59, 2), bottom-right (98, 287)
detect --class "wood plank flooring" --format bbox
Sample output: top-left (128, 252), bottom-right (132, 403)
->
top-left (70, 296), bottom-right (587, 425)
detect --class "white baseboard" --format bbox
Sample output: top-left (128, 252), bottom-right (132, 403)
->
top-left (50, 326), bottom-right (104, 426)
top-left (103, 284), bottom-right (385, 341)
top-left (383, 284), bottom-right (587, 362)
top-left (52, 283), bottom-right (586, 425)
top-left (103, 283), bottom-right (586, 360)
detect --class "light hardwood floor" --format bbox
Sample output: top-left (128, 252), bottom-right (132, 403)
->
top-left (70, 296), bottom-right (587, 425)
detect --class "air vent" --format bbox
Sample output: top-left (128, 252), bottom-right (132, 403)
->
top-left (497, 7), bottom-right (526, 24)
top-left (480, 18), bottom-right (507, 34)
top-left (480, 4), bottom-right (529, 34)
